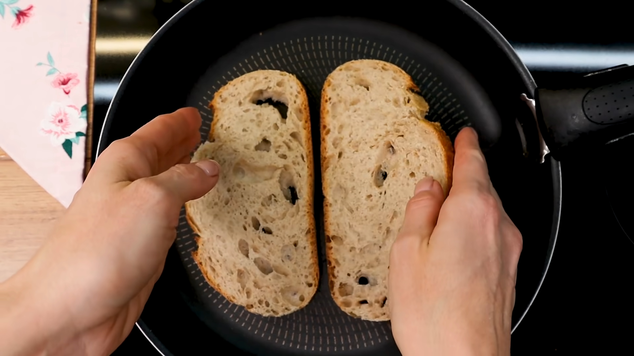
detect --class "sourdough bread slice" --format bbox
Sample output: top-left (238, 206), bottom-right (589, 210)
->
top-left (185, 70), bottom-right (319, 316)
top-left (321, 59), bottom-right (454, 321)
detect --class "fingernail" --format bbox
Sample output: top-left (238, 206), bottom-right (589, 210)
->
top-left (415, 177), bottom-right (435, 194)
top-left (469, 126), bottom-right (478, 139)
top-left (195, 160), bottom-right (220, 177)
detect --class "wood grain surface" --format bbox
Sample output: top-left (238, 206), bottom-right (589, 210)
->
top-left (0, 147), bottom-right (66, 283)
top-left (1, 0), bottom-right (98, 284)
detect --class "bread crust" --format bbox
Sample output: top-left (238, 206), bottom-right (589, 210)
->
top-left (185, 70), bottom-right (319, 316)
top-left (320, 59), bottom-right (454, 321)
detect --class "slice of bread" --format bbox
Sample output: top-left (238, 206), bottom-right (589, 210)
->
top-left (185, 70), bottom-right (319, 317)
top-left (320, 59), bottom-right (454, 321)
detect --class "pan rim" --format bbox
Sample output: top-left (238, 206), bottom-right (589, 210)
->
top-left (94, 0), bottom-right (200, 351)
top-left (451, 0), bottom-right (563, 334)
top-left (96, 0), bottom-right (563, 353)
top-left (94, 0), bottom-right (199, 157)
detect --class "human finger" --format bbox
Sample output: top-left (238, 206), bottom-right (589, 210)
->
top-left (451, 127), bottom-right (491, 194)
top-left (129, 107), bottom-right (202, 172)
top-left (394, 177), bottom-right (445, 247)
top-left (142, 159), bottom-right (220, 207)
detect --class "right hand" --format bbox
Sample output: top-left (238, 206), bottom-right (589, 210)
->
top-left (388, 127), bottom-right (523, 356)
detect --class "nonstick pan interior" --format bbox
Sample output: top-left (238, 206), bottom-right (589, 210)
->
top-left (97, 2), bottom-right (562, 355)
top-left (175, 17), bottom-right (502, 356)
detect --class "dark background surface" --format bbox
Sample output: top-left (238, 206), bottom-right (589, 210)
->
top-left (96, 1), bottom-right (634, 354)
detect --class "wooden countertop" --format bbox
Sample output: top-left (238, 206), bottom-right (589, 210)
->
top-left (0, 147), bottom-right (66, 283)
top-left (0, 0), bottom-right (95, 284)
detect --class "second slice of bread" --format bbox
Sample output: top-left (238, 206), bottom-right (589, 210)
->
top-left (321, 59), bottom-right (454, 321)
top-left (185, 70), bottom-right (319, 317)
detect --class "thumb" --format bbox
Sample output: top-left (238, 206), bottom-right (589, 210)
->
top-left (147, 159), bottom-right (220, 205)
top-left (395, 177), bottom-right (445, 246)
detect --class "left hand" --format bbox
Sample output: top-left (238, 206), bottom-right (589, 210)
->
top-left (0, 108), bottom-right (219, 356)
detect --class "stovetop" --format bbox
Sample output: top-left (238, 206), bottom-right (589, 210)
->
top-left (95, 1), bottom-right (634, 354)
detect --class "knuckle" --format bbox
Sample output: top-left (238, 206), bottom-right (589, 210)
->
top-left (135, 178), bottom-right (171, 204)
top-left (456, 190), bottom-right (503, 231)
top-left (470, 191), bottom-right (500, 216)
top-left (480, 191), bottom-right (500, 211)
top-left (390, 233), bottom-right (418, 257)
top-left (153, 114), bottom-right (171, 125)
top-left (107, 138), bottom-right (135, 153)
top-left (103, 138), bottom-right (144, 163)
top-left (171, 163), bottom-right (207, 184)
top-left (171, 163), bottom-right (198, 180)
top-left (406, 191), bottom-right (441, 212)
top-left (155, 113), bottom-right (172, 120)
top-left (457, 147), bottom-right (485, 166)
top-left (507, 225), bottom-right (524, 258)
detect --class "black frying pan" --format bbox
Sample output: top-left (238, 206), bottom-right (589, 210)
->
top-left (96, 1), bottom-right (634, 355)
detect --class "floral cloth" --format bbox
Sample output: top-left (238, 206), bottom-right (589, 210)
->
top-left (0, 0), bottom-right (91, 208)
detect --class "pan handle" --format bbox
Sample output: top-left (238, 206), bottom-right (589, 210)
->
top-left (535, 64), bottom-right (634, 160)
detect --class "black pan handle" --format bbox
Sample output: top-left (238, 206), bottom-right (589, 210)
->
top-left (535, 64), bottom-right (634, 160)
